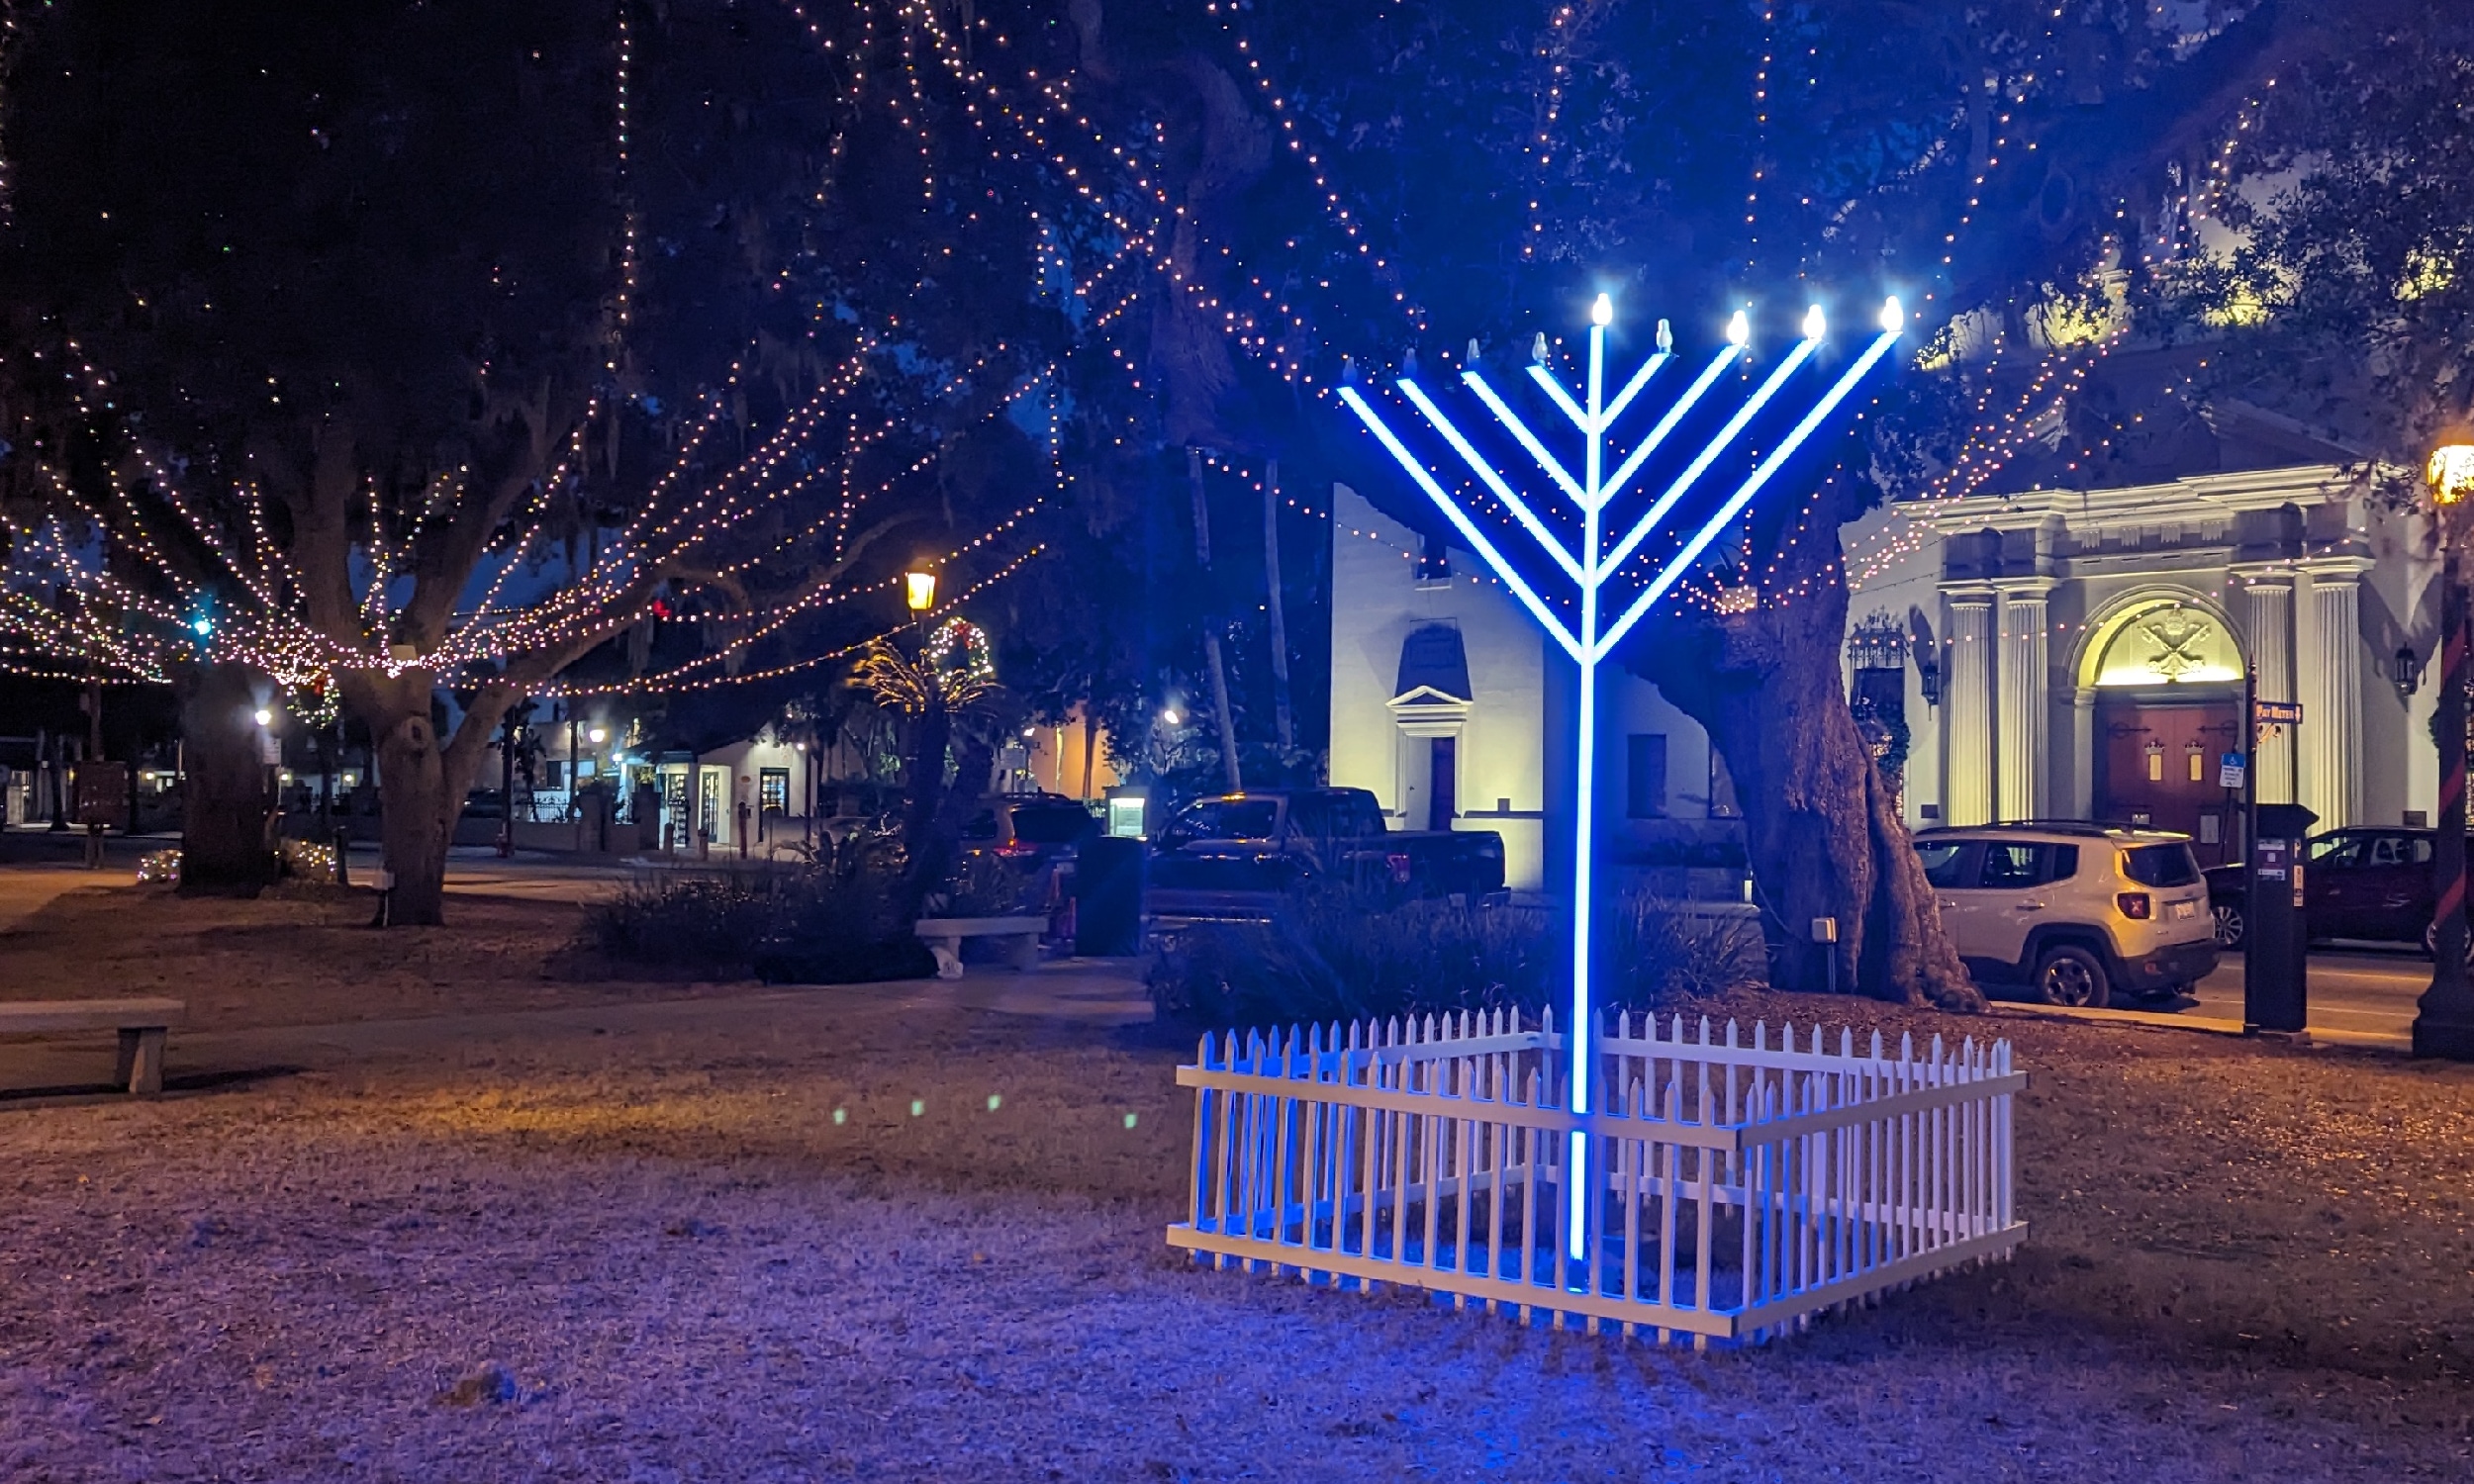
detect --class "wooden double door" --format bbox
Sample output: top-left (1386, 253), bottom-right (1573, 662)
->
top-left (2094, 696), bottom-right (2243, 865)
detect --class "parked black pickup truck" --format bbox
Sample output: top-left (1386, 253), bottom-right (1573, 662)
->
top-left (1144, 787), bottom-right (1506, 924)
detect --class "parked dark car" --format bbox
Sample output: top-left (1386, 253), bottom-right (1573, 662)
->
top-left (1144, 787), bottom-right (1505, 924)
top-left (959, 792), bottom-right (1097, 871)
top-left (2205, 826), bottom-right (2465, 956)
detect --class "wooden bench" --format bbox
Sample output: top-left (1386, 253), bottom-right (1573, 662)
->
top-left (0, 998), bottom-right (187, 1095)
top-left (913, 915), bottom-right (1047, 978)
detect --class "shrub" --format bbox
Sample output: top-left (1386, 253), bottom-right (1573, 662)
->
top-left (576, 831), bottom-right (933, 983)
top-left (928, 851), bottom-right (1042, 918)
top-left (1607, 894), bottom-right (1767, 1005)
top-left (582, 874), bottom-right (779, 972)
top-left (1148, 890), bottom-right (1555, 1029)
top-left (133, 841), bottom-right (340, 887)
top-left (276, 838), bottom-right (338, 885)
top-left (1148, 888), bottom-right (1766, 1030)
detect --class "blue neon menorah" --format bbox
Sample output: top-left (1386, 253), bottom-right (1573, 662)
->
top-left (1339, 292), bottom-right (1903, 1260)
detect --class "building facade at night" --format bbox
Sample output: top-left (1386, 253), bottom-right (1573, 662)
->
top-left (1329, 461), bottom-right (2443, 891)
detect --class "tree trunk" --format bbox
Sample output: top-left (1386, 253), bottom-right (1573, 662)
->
top-left (894, 688), bottom-right (953, 921)
top-left (1189, 447), bottom-right (1242, 791)
top-left (374, 707), bottom-right (456, 926)
top-left (1625, 521), bottom-right (1979, 1009)
top-left (175, 661), bottom-right (275, 897)
top-left (1264, 457), bottom-right (1294, 752)
top-left (340, 670), bottom-right (509, 928)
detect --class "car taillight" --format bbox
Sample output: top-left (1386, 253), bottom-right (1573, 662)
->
top-left (2117, 891), bottom-right (2151, 919)
top-left (995, 842), bottom-right (1039, 860)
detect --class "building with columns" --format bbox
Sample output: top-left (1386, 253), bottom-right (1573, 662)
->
top-left (1328, 460), bottom-right (2440, 889)
top-left (1856, 463), bottom-right (2436, 864)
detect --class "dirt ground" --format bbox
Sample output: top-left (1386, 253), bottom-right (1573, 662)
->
top-left (0, 880), bottom-right (742, 1029)
top-left (2, 883), bottom-right (2471, 1481)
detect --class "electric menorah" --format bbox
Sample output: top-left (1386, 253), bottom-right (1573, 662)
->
top-left (1339, 292), bottom-right (1904, 1260)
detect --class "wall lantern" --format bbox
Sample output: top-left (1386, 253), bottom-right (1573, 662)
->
top-left (904, 569), bottom-right (938, 612)
top-left (2396, 644), bottom-right (2424, 698)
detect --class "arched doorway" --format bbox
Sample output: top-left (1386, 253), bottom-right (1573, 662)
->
top-left (2081, 596), bottom-right (2245, 864)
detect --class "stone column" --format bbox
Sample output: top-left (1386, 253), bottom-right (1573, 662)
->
top-left (1994, 579), bottom-right (2055, 821)
top-left (2241, 574), bottom-right (2297, 804)
top-left (2299, 558), bottom-right (2371, 830)
top-left (2070, 687), bottom-right (2098, 819)
top-left (1944, 588), bottom-right (1997, 826)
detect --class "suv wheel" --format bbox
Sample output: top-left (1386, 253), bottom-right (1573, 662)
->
top-left (2212, 899), bottom-right (2245, 949)
top-left (2033, 944), bottom-right (2111, 1008)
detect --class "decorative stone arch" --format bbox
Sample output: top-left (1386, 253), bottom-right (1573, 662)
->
top-left (2069, 585), bottom-right (2247, 691)
top-left (2058, 585), bottom-right (2246, 824)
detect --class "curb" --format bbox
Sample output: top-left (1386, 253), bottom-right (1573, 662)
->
top-left (1993, 1000), bottom-right (2411, 1053)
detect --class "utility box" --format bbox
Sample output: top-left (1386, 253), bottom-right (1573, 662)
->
top-left (2244, 801), bottom-right (2318, 1034)
top-left (1074, 834), bottom-right (1146, 957)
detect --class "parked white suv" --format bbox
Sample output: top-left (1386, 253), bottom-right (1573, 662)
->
top-left (1912, 823), bottom-right (2218, 1006)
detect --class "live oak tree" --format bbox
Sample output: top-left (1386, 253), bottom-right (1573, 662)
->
top-left (0, 0), bottom-right (1062, 922)
top-left (2155, 6), bottom-right (2474, 475)
top-left (1045, 0), bottom-right (2359, 1003)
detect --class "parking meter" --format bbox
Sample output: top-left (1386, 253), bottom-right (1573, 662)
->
top-left (2244, 801), bottom-right (2318, 1033)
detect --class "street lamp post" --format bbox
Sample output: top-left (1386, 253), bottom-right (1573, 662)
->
top-left (2418, 440), bottom-right (2474, 1060)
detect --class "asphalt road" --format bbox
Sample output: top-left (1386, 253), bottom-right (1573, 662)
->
top-left (2185, 946), bottom-right (2433, 1043)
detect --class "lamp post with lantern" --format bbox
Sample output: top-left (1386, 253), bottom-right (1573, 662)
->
top-left (2418, 437), bottom-right (2474, 1061)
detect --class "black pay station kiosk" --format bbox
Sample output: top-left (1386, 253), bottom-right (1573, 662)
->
top-left (2244, 801), bottom-right (2318, 1034)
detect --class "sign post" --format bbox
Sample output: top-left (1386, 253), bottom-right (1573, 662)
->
top-left (1342, 293), bottom-right (1902, 1262)
top-left (2243, 691), bottom-right (2309, 1036)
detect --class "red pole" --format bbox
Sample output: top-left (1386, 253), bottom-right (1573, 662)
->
top-left (2419, 504), bottom-right (2474, 1057)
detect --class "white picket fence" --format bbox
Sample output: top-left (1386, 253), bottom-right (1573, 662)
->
top-left (1169, 1008), bottom-right (2026, 1345)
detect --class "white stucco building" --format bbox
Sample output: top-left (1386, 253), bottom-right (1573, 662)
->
top-left (1329, 460), bottom-right (2441, 890)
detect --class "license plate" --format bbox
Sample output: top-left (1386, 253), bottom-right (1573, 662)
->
top-left (2170, 899), bottom-right (2198, 920)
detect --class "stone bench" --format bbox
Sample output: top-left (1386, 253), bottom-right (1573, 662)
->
top-left (0, 998), bottom-right (187, 1095)
top-left (913, 915), bottom-right (1047, 978)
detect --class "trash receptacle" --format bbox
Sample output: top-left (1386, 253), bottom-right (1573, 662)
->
top-left (1074, 835), bottom-right (1146, 957)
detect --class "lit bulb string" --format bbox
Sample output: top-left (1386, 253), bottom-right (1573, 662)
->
top-left (1841, 347), bottom-right (2332, 595)
top-left (1201, 2), bottom-right (1408, 301)
top-left (890, 0), bottom-right (939, 209)
top-left (897, 8), bottom-right (1193, 397)
top-left (1747, 3), bottom-right (1773, 273)
top-left (820, 0), bottom-right (1166, 400)
top-left (926, 0), bottom-right (1410, 385)
top-left (24, 322), bottom-right (1024, 689)
top-left (1522, 6), bottom-right (1576, 262)
top-left (477, 350), bottom-right (1065, 680)
top-left (8, 14), bottom-right (1023, 692)
top-left (460, 393), bottom-right (616, 629)
top-left (612, 1), bottom-right (636, 352)
top-left (585, 469), bottom-right (1058, 691)
top-left (544, 326), bottom-right (882, 627)
top-left (900, 7), bottom-right (1175, 320)
top-left (55, 326), bottom-right (851, 683)
top-left (549, 543), bottom-right (1045, 698)
top-left (919, 0), bottom-right (1407, 397)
